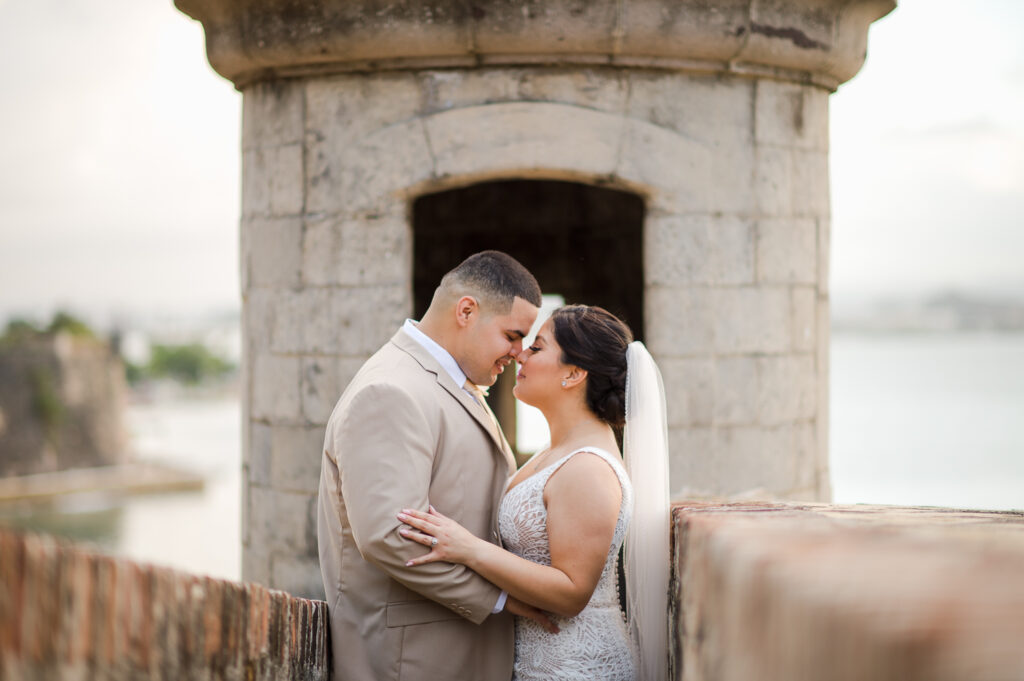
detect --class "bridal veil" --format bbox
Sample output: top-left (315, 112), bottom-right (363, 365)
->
top-left (623, 341), bottom-right (670, 681)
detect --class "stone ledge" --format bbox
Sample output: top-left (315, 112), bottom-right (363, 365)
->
top-left (0, 529), bottom-right (329, 680)
top-left (175, 0), bottom-right (895, 90)
top-left (671, 501), bottom-right (1024, 681)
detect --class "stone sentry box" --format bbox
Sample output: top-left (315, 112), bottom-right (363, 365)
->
top-left (176, 0), bottom-right (894, 598)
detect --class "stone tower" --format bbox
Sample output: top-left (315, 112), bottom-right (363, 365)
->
top-left (177, 0), bottom-right (894, 597)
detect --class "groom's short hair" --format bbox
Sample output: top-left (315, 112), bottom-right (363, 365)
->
top-left (439, 251), bottom-right (542, 314)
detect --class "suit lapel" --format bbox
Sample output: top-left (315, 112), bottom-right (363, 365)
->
top-left (390, 330), bottom-right (516, 474)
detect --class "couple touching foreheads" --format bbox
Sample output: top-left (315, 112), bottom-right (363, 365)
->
top-left (317, 251), bottom-right (670, 681)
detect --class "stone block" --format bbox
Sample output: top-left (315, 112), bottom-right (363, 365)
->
top-left (712, 425), bottom-right (802, 496)
top-left (713, 357), bottom-right (759, 426)
top-left (241, 144), bottom-right (304, 218)
top-left (754, 80), bottom-right (829, 151)
top-left (790, 286), bottom-right (817, 353)
top-left (243, 289), bottom-right (279, 354)
top-left (242, 80), bottom-right (304, 151)
top-left (302, 213), bottom-right (410, 288)
top-left (305, 75), bottom-right (429, 215)
top-left (248, 486), bottom-right (317, 558)
top-left (426, 101), bottom-right (622, 181)
top-left (241, 540), bottom-right (271, 587)
top-left (250, 354), bottom-right (301, 423)
top-left (754, 145), bottom-right (793, 218)
top-left (271, 554), bottom-right (326, 601)
top-left (269, 424), bottom-right (326, 495)
top-left (644, 287), bottom-right (715, 357)
top-left (302, 356), bottom-right (367, 425)
top-left (626, 72), bottom-right (753, 147)
top-left (756, 218), bottom-right (818, 284)
top-left (818, 217), bottom-right (831, 293)
top-left (792, 148), bottom-right (831, 218)
top-left (419, 69), bottom-right (520, 112)
top-left (514, 68), bottom-right (630, 114)
top-left (756, 354), bottom-right (817, 425)
top-left (667, 427), bottom-right (715, 498)
top-left (660, 358), bottom-right (715, 428)
top-left (248, 422), bottom-right (273, 487)
top-left (270, 287), bottom-right (409, 356)
top-left (645, 215), bottom-right (754, 287)
top-left (616, 117), bottom-right (711, 213)
top-left (625, 73), bottom-right (756, 215)
top-left (712, 288), bottom-right (791, 354)
top-left (245, 217), bottom-right (303, 289)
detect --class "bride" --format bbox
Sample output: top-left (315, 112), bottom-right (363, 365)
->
top-left (397, 305), bottom-right (670, 681)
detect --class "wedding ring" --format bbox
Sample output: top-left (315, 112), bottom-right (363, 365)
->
top-left (431, 538), bottom-right (438, 546)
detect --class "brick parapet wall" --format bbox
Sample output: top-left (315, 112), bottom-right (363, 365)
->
top-left (670, 501), bottom-right (1024, 681)
top-left (0, 529), bottom-right (328, 681)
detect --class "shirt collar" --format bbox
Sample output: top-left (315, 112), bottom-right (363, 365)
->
top-left (403, 319), bottom-right (468, 389)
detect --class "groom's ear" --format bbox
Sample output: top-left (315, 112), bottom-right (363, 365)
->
top-left (454, 296), bottom-right (479, 328)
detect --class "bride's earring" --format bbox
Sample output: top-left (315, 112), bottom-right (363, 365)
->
top-left (561, 380), bottom-right (567, 387)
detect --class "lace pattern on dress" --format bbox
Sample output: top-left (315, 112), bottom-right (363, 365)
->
top-left (498, 447), bottom-right (637, 681)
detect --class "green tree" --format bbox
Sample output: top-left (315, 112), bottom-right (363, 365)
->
top-left (147, 343), bottom-right (235, 385)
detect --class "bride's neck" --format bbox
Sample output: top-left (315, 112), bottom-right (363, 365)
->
top-left (543, 400), bottom-right (607, 450)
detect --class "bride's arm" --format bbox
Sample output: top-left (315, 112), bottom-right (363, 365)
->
top-left (398, 453), bottom-right (621, 618)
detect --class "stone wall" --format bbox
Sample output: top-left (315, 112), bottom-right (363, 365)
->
top-left (671, 502), bottom-right (1024, 681)
top-left (0, 529), bottom-right (329, 681)
top-left (0, 334), bottom-right (126, 477)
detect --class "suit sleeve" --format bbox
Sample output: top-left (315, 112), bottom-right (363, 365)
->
top-left (333, 382), bottom-right (501, 623)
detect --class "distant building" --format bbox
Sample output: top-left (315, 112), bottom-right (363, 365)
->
top-left (0, 332), bottom-right (127, 476)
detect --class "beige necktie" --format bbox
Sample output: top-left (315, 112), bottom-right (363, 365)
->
top-left (464, 380), bottom-right (505, 447)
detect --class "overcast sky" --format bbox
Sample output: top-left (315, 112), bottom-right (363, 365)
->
top-left (0, 0), bottom-right (1021, 326)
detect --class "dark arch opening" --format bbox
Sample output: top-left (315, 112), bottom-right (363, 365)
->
top-left (412, 178), bottom-right (645, 457)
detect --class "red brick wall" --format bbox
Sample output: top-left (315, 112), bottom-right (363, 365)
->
top-left (0, 529), bottom-right (329, 680)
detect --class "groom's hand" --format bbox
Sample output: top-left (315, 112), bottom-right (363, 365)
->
top-left (505, 596), bottom-right (560, 634)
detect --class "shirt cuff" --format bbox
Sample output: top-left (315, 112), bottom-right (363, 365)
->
top-left (491, 590), bottom-right (508, 614)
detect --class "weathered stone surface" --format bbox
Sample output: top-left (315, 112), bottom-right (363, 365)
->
top-left (756, 354), bottom-right (817, 424)
top-left (268, 286), bottom-right (408, 356)
top-left (790, 286), bottom-right (817, 352)
top-left (248, 487), bottom-right (317, 558)
top-left (757, 217), bottom-right (818, 284)
top-left (245, 216), bottom-right (304, 289)
top-left (660, 358), bottom-right (715, 428)
top-left (426, 101), bottom-right (623, 181)
top-left (267, 424), bottom-right (325, 495)
top-left (176, 0), bottom-right (895, 91)
top-left (754, 79), bottom-right (829, 151)
top-left (250, 354), bottom-right (302, 423)
top-left (302, 213), bottom-right (410, 288)
top-left (301, 355), bottom-right (366, 425)
top-left (242, 80), bottom-right (304, 151)
top-left (645, 287), bottom-right (716, 357)
top-left (271, 554), bottom-right (325, 602)
top-left (711, 357), bottom-right (758, 425)
top-left (0, 529), bottom-right (329, 680)
top-left (672, 502), bottom-right (1024, 681)
top-left (712, 287), bottom-right (792, 355)
top-left (241, 144), bottom-right (304, 218)
top-left (646, 215), bottom-right (755, 287)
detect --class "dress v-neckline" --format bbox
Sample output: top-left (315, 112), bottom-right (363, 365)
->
top-left (505, 446), bottom-right (616, 495)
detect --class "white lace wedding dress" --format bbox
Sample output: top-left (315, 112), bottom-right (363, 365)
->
top-left (498, 447), bottom-right (637, 681)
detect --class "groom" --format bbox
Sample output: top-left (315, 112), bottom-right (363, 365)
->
top-left (317, 251), bottom-right (543, 681)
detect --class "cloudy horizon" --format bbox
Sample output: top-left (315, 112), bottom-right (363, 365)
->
top-left (1, 0), bottom-right (1022, 329)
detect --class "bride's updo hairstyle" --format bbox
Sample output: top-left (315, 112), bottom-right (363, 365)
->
top-left (550, 305), bottom-right (634, 428)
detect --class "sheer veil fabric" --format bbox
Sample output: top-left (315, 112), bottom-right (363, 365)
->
top-left (623, 341), bottom-right (670, 681)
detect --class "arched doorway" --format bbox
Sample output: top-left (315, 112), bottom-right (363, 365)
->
top-left (412, 178), bottom-right (645, 458)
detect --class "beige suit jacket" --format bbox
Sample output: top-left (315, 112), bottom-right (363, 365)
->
top-left (318, 328), bottom-right (516, 681)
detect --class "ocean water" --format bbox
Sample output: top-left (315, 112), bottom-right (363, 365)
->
top-left (2, 330), bottom-right (1021, 581)
top-left (830, 331), bottom-right (1024, 511)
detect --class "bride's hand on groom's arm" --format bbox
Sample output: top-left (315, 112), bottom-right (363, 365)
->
top-left (397, 506), bottom-right (481, 567)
